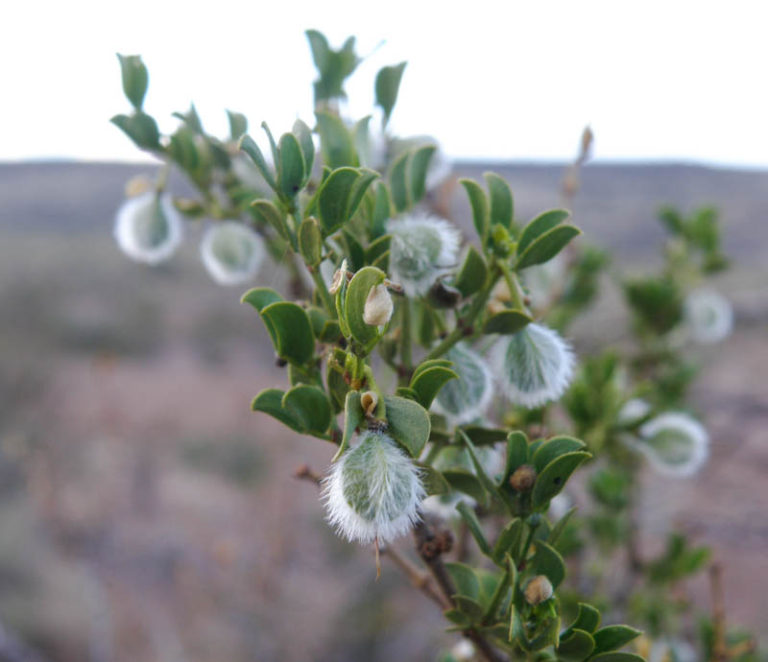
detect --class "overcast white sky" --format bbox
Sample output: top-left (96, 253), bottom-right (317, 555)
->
top-left (3, 0), bottom-right (767, 167)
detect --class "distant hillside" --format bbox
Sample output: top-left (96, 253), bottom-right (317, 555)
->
top-left (1, 160), bottom-right (766, 265)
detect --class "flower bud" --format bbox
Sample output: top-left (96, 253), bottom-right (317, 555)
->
top-left (387, 213), bottom-right (461, 297)
top-left (684, 288), bottom-right (733, 344)
top-left (114, 191), bottom-right (183, 265)
top-left (329, 259), bottom-right (349, 295)
top-left (124, 175), bottom-right (152, 198)
top-left (509, 464), bottom-right (536, 492)
top-left (524, 575), bottom-right (553, 606)
top-left (361, 390), bottom-right (378, 416)
top-left (200, 221), bottom-right (265, 286)
top-left (633, 412), bottom-right (709, 477)
top-left (492, 323), bottom-right (575, 409)
top-left (434, 343), bottom-right (493, 425)
top-left (363, 284), bottom-right (394, 327)
top-left (324, 430), bottom-right (425, 544)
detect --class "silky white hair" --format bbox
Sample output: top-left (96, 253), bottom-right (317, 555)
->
top-left (114, 191), bottom-right (183, 265)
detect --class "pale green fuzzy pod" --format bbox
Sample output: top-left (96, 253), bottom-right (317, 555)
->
top-left (200, 221), bottom-right (265, 286)
top-left (324, 430), bottom-right (424, 544)
top-left (114, 191), bottom-right (183, 265)
top-left (684, 288), bottom-right (733, 344)
top-left (633, 412), bottom-right (709, 477)
top-left (387, 213), bottom-right (460, 296)
top-left (492, 323), bottom-right (575, 409)
top-left (433, 343), bottom-right (493, 425)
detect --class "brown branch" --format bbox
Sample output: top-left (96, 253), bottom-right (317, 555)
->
top-left (709, 563), bottom-right (727, 662)
top-left (293, 464), bottom-right (323, 486)
top-left (380, 545), bottom-right (448, 609)
top-left (413, 517), bottom-right (507, 662)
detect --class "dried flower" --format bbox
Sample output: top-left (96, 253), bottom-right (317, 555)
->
top-left (200, 221), bottom-right (265, 286)
top-left (387, 213), bottom-right (460, 297)
top-left (114, 191), bottom-right (183, 265)
top-left (363, 284), bottom-right (394, 326)
top-left (492, 323), bottom-right (575, 409)
top-left (524, 575), bottom-right (553, 605)
top-left (323, 430), bottom-right (424, 544)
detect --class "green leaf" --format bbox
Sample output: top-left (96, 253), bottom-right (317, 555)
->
top-left (533, 436), bottom-right (587, 473)
top-left (251, 199), bottom-right (291, 242)
top-left (347, 168), bottom-right (379, 220)
top-left (548, 506), bottom-right (577, 546)
top-left (227, 110), bottom-right (248, 140)
top-left (443, 470), bottom-right (486, 504)
top-left (315, 110), bottom-right (357, 168)
top-left (334, 391), bottom-right (362, 459)
top-left (517, 209), bottom-right (570, 255)
top-left (456, 501), bottom-right (491, 556)
top-left (389, 151), bottom-right (410, 212)
top-left (532, 540), bottom-right (566, 588)
top-left (485, 172), bottom-right (514, 230)
top-left (460, 426), bottom-right (508, 446)
top-left (503, 430), bottom-right (530, 482)
top-left (239, 134), bottom-right (276, 191)
top-left (492, 518), bottom-right (523, 563)
top-left (111, 112), bottom-right (160, 150)
top-left (413, 358), bottom-right (454, 380)
top-left (454, 245), bottom-right (488, 297)
top-left (516, 225), bottom-right (582, 270)
top-left (410, 366), bottom-right (458, 409)
top-left (345, 266), bottom-right (387, 345)
top-left (454, 595), bottom-right (484, 623)
top-left (371, 182), bottom-right (392, 238)
top-left (445, 562), bottom-right (480, 599)
top-left (567, 603), bottom-right (601, 635)
top-left (482, 309), bottom-right (533, 335)
top-left (592, 626), bottom-right (642, 654)
top-left (460, 179), bottom-right (489, 243)
top-left (375, 61), bottom-right (407, 127)
top-left (305, 29), bottom-right (330, 72)
top-left (282, 385), bottom-right (331, 436)
top-left (383, 395), bottom-right (430, 457)
top-left (556, 629), bottom-right (595, 661)
top-left (298, 217), bottom-right (323, 267)
top-left (277, 132), bottom-right (305, 199)
top-left (366, 235), bottom-right (391, 264)
top-left (251, 388), bottom-right (304, 433)
top-left (531, 451), bottom-right (591, 510)
top-left (117, 54), bottom-right (148, 110)
top-left (241, 287), bottom-right (283, 312)
top-left (316, 167), bottom-right (360, 234)
top-left (416, 462), bottom-right (451, 495)
top-left (460, 431), bottom-right (501, 501)
top-left (409, 144), bottom-right (437, 203)
top-left (260, 301), bottom-right (315, 365)
top-left (588, 654), bottom-right (645, 662)
top-left (292, 119), bottom-right (315, 184)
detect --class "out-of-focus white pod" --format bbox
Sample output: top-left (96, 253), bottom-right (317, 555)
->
top-left (492, 323), bottom-right (576, 409)
top-left (684, 288), bottom-right (733, 344)
top-left (387, 213), bottom-right (461, 297)
top-left (114, 191), bottom-right (183, 265)
top-left (618, 398), bottom-right (652, 425)
top-left (433, 343), bottom-right (493, 425)
top-left (363, 284), bottom-right (394, 327)
top-left (323, 430), bottom-right (424, 544)
top-left (200, 221), bottom-right (265, 286)
top-left (635, 412), bottom-right (709, 477)
top-left (449, 640), bottom-right (476, 661)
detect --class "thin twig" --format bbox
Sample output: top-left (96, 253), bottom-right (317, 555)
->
top-left (293, 464), bottom-right (323, 485)
top-left (380, 545), bottom-right (448, 609)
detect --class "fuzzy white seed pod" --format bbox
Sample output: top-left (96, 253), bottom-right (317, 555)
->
top-left (492, 323), bottom-right (575, 409)
top-left (634, 412), bottom-right (709, 477)
top-left (200, 221), bottom-right (265, 286)
top-left (684, 288), bottom-right (733, 344)
top-left (524, 575), bottom-right (554, 606)
top-left (323, 430), bottom-right (425, 544)
top-left (114, 191), bottom-right (183, 265)
top-left (387, 213), bottom-right (461, 297)
top-left (433, 343), bottom-right (493, 425)
top-left (363, 284), bottom-right (394, 326)
top-left (449, 639), bottom-right (476, 661)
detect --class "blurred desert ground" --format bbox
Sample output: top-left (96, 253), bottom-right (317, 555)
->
top-left (0, 160), bottom-right (766, 661)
